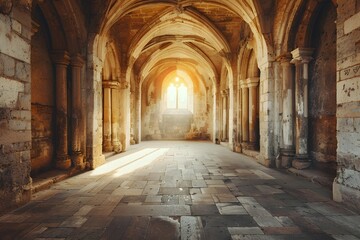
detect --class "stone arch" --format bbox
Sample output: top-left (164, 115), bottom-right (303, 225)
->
top-left (31, 0), bottom-right (88, 174)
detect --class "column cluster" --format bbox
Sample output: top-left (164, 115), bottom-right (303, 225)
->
top-left (102, 80), bottom-right (122, 153)
top-left (240, 78), bottom-right (259, 150)
top-left (278, 48), bottom-right (313, 169)
top-left (52, 51), bottom-right (86, 170)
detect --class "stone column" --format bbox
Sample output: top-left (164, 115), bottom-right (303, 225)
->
top-left (280, 55), bottom-right (295, 165)
top-left (102, 81), bottom-right (113, 152)
top-left (241, 80), bottom-right (249, 146)
top-left (111, 83), bottom-right (122, 153)
top-left (235, 80), bottom-right (242, 152)
top-left (247, 77), bottom-right (259, 150)
top-left (221, 89), bottom-right (229, 141)
top-left (70, 55), bottom-right (85, 169)
top-left (52, 51), bottom-right (71, 170)
top-left (119, 80), bottom-right (130, 151)
top-left (291, 48), bottom-right (313, 169)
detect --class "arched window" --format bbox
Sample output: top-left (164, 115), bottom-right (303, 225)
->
top-left (166, 77), bottom-right (188, 109)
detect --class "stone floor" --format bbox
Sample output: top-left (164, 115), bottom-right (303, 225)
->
top-left (1, 141), bottom-right (360, 240)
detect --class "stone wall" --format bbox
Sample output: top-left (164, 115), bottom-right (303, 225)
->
top-left (0, 2), bottom-right (32, 213)
top-left (308, 2), bottom-right (337, 170)
top-left (333, 0), bottom-right (360, 209)
top-left (30, 8), bottom-right (55, 175)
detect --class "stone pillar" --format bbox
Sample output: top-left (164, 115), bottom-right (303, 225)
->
top-left (102, 81), bottom-right (113, 152)
top-left (52, 51), bottom-right (71, 170)
top-left (119, 80), bottom-right (130, 151)
top-left (70, 55), bottom-right (85, 169)
top-left (247, 77), bottom-right (259, 150)
top-left (111, 83), bottom-right (122, 153)
top-left (291, 48), bottom-right (313, 169)
top-left (235, 80), bottom-right (242, 152)
top-left (221, 89), bottom-right (229, 141)
top-left (241, 80), bottom-right (249, 145)
top-left (280, 55), bottom-right (295, 166)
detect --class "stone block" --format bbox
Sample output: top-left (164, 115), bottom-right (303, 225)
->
top-left (0, 53), bottom-right (15, 77)
top-left (344, 11), bottom-right (360, 34)
top-left (15, 61), bottom-right (30, 82)
top-left (0, 15), bottom-right (30, 63)
top-left (337, 118), bottom-right (355, 133)
top-left (11, 19), bottom-right (22, 34)
top-left (17, 92), bottom-right (31, 110)
top-left (0, 77), bottom-right (24, 108)
top-left (337, 78), bottom-right (360, 104)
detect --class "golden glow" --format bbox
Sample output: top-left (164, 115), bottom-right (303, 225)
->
top-left (112, 148), bottom-right (169, 177)
top-left (91, 148), bottom-right (164, 176)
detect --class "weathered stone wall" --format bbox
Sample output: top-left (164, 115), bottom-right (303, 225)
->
top-left (0, 2), bottom-right (32, 213)
top-left (333, 0), bottom-right (360, 209)
top-left (309, 2), bottom-right (337, 170)
top-left (30, 8), bottom-right (55, 175)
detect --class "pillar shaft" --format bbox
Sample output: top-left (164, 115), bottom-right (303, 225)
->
top-left (71, 55), bottom-right (85, 169)
top-left (221, 90), bottom-right (228, 141)
top-left (248, 78), bottom-right (259, 147)
top-left (103, 82), bottom-right (113, 152)
top-left (52, 51), bottom-right (71, 170)
top-left (281, 56), bottom-right (295, 151)
top-left (111, 87), bottom-right (122, 152)
top-left (241, 82), bottom-right (249, 143)
top-left (291, 48), bottom-right (313, 162)
top-left (119, 81), bottom-right (130, 151)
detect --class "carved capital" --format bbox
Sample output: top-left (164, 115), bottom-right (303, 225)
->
top-left (119, 81), bottom-right (129, 89)
top-left (291, 48), bottom-right (313, 64)
top-left (246, 77), bottom-right (260, 88)
top-left (102, 80), bottom-right (120, 89)
top-left (51, 51), bottom-right (70, 66)
top-left (71, 54), bottom-right (85, 68)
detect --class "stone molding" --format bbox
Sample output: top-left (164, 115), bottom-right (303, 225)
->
top-left (71, 54), bottom-right (85, 67)
top-left (291, 48), bottom-right (313, 64)
top-left (246, 77), bottom-right (259, 88)
top-left (51, 51), bottom-right (70, 66)
top-left (102, 80), bottom-right (120, 89)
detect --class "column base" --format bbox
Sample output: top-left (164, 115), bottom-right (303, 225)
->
top-left (112, 142), bottom-right (122, 153)
top-left (56, 156), bottom-right (72, 170)
top-left (277, 148), bottom-right (295, 169)
top-left (103, 142), bottom-right (114, 152)
top-left (72, 152), bottom-right (85, 170)
top-left (234, 143), bottom-right (242, 153)
top-left (292, 155), bottom-right (311, 170)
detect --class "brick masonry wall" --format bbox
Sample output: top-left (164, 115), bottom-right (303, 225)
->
top-left (333, 0), bottom-right (360, 209)
top-left (0, 2), bottom-right (32, 212)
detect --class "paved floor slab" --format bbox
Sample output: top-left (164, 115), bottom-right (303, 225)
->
top-left (0, 141), bottom-right (359, 239)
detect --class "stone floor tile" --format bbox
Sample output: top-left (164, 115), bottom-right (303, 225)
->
top-left (253, 216), bottom-right (283, 227)
top-left (162, 195), bottom-right (179, 205)
top-left (191, 204), bottom-right (219, 215)
top-left (123, 188), bottom-right (143, 195)
top-left (178, 195), bottom-right (192, 205)
top-left (159, 187), bottom-right (190, 195)
top-left (201, 215), bottom-right (257, 228)
top-left (112, 205), bottom-right (191, 216)
top-left (60, 216), bottom-right (87, 228)
top-left (142, 185), bottom-right (160, 195)
top-left (203, 227), bottom-right (231, 240)
top-left (205, 180), bottom-right (225, 185)
top-left (180, 216), bottom-right (205, 240)
top-left (120, 195), bottom-right (147, 204)
top-left (262, 226), bottom-right (302, 235)
top-left (213, 194), bottom-right (239, 203)
top-left (130, 181), bottom-right (147, 189)
top-left (192, 179), bottom-right (207, 188)
top-left (228, 227), bottom-right (264, 235)
top-left (145, 195), bottom-right (162, 203)
top-left (201, 187), bottom-right (231, 194)
top-left (191, 194), bottom-right (215, 204)
top-left (255, 185), bottom-right (284, 194)
top-left (216, 203), bottom-right (247, 215)
top-left (39, 227), bottom-right (75, 238)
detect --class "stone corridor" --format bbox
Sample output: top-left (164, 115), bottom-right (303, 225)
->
top-left (0, 141), bottom-right (359, 240)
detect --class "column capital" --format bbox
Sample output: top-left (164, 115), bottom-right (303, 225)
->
top-left (71, 54), bottom-right (85, 68)
top-left (51, 51), bottom-right (70, 65)
top-left (102, 80), bottom-right (120, 89)
top-left (119, 81), bottom-right (129, 89)
top-left (221, 89), bottom-right (229, 97)
top-left (51, 50), bottom-right (70, 66)
top-left (277, 53), bottom-right (292, 65)
top-left (240, 79), bottom-right (248, 89)
top-left (291, 48), bottom-right (314, 64)
top-left (246, 77), bottom-right (259, 88)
